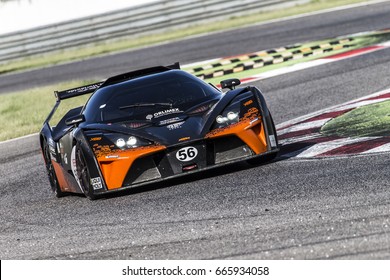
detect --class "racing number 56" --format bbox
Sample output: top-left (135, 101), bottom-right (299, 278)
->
top-left (176, 146), bottom-right (198, 162)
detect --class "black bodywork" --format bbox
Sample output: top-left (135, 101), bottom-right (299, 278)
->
top-left (40, 63), bottom-right (278, 199)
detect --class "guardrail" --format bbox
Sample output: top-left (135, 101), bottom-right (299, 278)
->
top-left (0, 0), bottom-right (309, 63)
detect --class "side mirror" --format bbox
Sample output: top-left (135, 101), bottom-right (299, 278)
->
top-left (220, 78), bottom-right (241, 90)
top-left (65, 114), bottom-right (85, 126)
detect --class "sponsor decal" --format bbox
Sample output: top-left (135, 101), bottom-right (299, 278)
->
top-left (176, 146), bottom-right (198, 162)
top-left (158, 117), bottom-right (183, 126)
top-left (153, 108), bottom-right (181, 118)
top-left (167, 121), bottom-right (185, 131)
top-left (269, 135), bottom-right (277, 147)
top-left (105, 155), bottom-right (119, 159)
top-left (90, 137), bottom-right (102, 141)
top-left (91, 177), bottom-right (103, 190)
top-left (145, 114), bottom-right (153, 120)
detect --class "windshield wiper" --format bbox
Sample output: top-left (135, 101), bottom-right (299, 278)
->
top-left (119, 103), bottom-right (173, 110)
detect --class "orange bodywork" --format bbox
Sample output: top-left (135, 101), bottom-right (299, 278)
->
top-left (93, 145), bottom-right (166, 190)
top-left (52, 160), bottom-right (81, 193)
top-left (90, 108), bottom-right (268, 191)
top-left (205, 108), bottom-right (268, 155)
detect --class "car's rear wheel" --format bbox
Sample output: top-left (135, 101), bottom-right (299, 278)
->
top-left (43, 140), bottom-right (65, 197)
top-left (75, 144), bottom-right (96, 200)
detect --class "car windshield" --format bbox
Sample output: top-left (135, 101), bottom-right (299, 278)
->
top-left (83, 70), bottom-right (221, 123)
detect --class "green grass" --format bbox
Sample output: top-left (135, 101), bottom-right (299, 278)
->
top-left (0, 81), bottom-right (94, 141)
top-left (321, 100), bottom-right (390, 137)
top-left (0, 0), bottom-right (371, 75)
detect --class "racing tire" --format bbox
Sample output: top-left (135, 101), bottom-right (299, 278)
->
top-left (75, 144), bottom-right (96, 200)
top-left (43, 140), bottom-right (65, 198)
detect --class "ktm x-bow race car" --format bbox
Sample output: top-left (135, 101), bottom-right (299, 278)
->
top-left (40, 63), bottom-right (278, 199)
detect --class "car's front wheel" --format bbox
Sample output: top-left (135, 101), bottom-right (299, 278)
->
top-left (75, 144), bottom-right (96, 200)
top-left (43, 140), bottom-right (65, 197)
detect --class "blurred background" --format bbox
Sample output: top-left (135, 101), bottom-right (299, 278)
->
top-left (0, 0), bottom-right (155, 35)
top-left (0, 0), bottom-right (379, 140)
top-left (0, 0), bottom-right (310, 65)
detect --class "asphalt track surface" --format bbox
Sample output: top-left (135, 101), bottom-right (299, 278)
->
top-left (1, 1), bottom-right (390, 259)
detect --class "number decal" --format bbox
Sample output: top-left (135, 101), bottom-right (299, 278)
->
top-left (176, 146), bottom-right (198, 162)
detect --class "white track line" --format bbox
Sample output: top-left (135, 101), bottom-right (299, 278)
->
top-left (0, 133), bottom-right (38, 145)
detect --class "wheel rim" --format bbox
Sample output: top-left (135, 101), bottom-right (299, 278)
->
top-left (76, 148), bottom-right (90, 194)
top-left (43, 143), bottom-right (58, 193)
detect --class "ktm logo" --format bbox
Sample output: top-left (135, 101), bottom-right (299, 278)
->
top-left (244, 100), bottom-right (253, 106)
top-left (90, 137), bottom-right (102, 141)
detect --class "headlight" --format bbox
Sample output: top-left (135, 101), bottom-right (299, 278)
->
top-left (87, 133), bottom-right (153, 151)
top-left (215, 112), bottom-right (238, 125)
top-left (115, 136), bottom-right (138, 148)
top-left (116, 138), bottom-right (126, 148)
top-left (126, 136), bottom-right (137, 146)
top-left (216, 115), bottom-right (228, 124)
top-left (227, 111), bottom-right (239, 121)
top-left (214, 107), bottom-right (240, 128)
top-left (108, 134), bottom-right (151, 149)
top-left (212, 93), bottom-right (260, 129)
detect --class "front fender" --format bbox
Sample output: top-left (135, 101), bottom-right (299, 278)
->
top-left (73, 128), bottom-right (108, 195)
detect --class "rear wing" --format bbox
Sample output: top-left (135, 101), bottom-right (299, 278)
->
top-left (54, 81), bottom-right (103, 101)
top-left (53, 62), bottom-right (180, 101)
top-left (44, 81), bottom-right (103, 125)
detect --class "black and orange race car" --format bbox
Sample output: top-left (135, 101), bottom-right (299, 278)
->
top-left (40, 63), bottom-right (278, 199)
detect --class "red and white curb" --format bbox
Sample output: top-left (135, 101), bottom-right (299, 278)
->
top-left (277, 88), bottom-right (390, 158)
